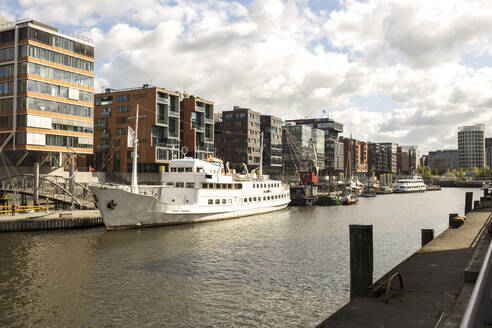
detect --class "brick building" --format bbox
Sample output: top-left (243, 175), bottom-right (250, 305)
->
top-left (341, 137), bottom-right (368, 178)
top-left (180, 95), bottom-right (214, 159)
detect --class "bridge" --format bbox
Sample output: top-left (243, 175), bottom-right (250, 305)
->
top-left (0, 174), bottom-right (96, 209)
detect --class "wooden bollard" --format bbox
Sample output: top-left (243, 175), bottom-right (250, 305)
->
top-left (421, 229), bottom-right (434, 247)
top-left (465, 192), bottom-right (473, 214)
top-left (349, 225), bottom-right (373, 299)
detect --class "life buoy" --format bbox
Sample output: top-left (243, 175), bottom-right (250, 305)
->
top-left (181, 146), bottom-right (188, 155)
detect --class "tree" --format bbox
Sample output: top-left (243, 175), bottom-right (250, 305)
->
top-left (458, 168), bottom-right (465, 180)
top-left (417, 166), bottom-right (424, 175)
top-left (451, 168), bottom-right (458, 176)
top-left (472, 166), bottom-right (480, 178)
top-left (484, 165), bottom-right (491, 177)
top-left (432, 168), bottom-right (439, 176)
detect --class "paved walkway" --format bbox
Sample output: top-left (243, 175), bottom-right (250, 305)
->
top-left (317, 210), bottom-right (491, 328)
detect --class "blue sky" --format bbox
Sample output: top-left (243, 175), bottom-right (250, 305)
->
top-left (3, 0), bottom-right (492, 153)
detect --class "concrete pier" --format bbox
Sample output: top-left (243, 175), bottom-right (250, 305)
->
top-left (317, 209), bottom-right (492, 328)
top-left (0, 210), bottom-right (102, 232)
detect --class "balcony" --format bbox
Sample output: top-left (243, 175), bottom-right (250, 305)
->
top-left (99, 132), bottom-right (110, 139)
top-left (169, 109), bottom-right (179, 116)
top-left (205, 117), bottom-right (213, 124)
top-left (157, 96), bottom-right (169, 104)
top-left (94, 123), bottom-right (107, 129)
top-left (192, 123), bottom-right (204, 132)
top-left (205, 137), bottom-right (213, 143)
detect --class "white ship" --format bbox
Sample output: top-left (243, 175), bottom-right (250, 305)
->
top-left (90, 158), bottom-right (291, 230)
top-left (89, 105), bottom-right (290, 230)
top-left (393, 177), bottom-right (427, 193)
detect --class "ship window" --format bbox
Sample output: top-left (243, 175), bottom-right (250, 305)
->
top-left (202, 183), bottom-right (208, 189)
top-left (263, 196), bottom-right (266, 200)
top-left (166, 182), bottom-right (173, 186)
top-left (215, 199), bottom-right (220, 204)
top-left (227, 184), bottom-right (232, 189)
top-left (244, 198), bottom-right (248, 202)
top-left (208, 199), bottom-right (213, 205)
top-left (249, 197), bottom-right (252, 202)
top-left (176, 182), bottom-right (184, 188)
top-left (253, 184), bottom-right (255, 188)
top-left (253, 197), bottom-right (257, 201)
top-left (234, 183), bottom-right (242, 189)
top-left (186, 183), bottom-right (195, 188)
top-left (178, 168), bottom-right (184, 172)
top-left (222, 199), bottom-right (226, 204)
top-left (185, 167), bottom-right (192, 172)
top-left (171, 168), bottom-right (177, 172)
top-left (205, 174), bottom-right (212, 179)
top-left (268, 196), bottom-right (271, 200)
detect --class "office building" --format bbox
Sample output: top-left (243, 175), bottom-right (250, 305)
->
top-left (260, 115), bottom-right (283, 173)
top-left (485, 138), bottom-right (492, 168)
top-left (0, 18), bottom-right (94, 167)
top-left (458, 124), bottom-right (485, 169)
top-left (427, 149), bottom-right (458, 173)
top-left (285, 117), bottom-right (344, 174)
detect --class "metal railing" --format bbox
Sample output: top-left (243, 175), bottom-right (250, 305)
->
top-left (460, 238), bottom-right (492, 327)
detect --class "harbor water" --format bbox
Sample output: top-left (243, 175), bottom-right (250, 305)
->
top-left (0, 188), bottom-right (483, 327)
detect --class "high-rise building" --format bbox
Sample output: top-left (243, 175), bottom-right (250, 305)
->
top-left (458, 124), bottom-right (485, 169)
top-left (368, 142), bottom-right (397, 177)
top-left (93, 85), bottom-right (181, 173)
top-left (215, 106), bottom-right (261, 171)
top-left (0, 19), bottom-right (94, 167)
top-left (485, 138), bottom-right (492, 168)
top-left (285, 117), bottom-right (344, 174)
top-left (427, 149), bottom-right (458, 173)
top-left (180, 95), bottom-right (214, 160)
top-left (260, 115), bottom-right (283, 173)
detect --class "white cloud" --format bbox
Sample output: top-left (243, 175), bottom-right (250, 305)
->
top-left (11, 0), bottom-right (492, 153)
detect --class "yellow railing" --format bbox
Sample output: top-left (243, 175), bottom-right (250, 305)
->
top-left (0, 205), bottom-right (51, 214)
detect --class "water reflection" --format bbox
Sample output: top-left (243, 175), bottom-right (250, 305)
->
top-left (0, 188), bottom-right (483, 327)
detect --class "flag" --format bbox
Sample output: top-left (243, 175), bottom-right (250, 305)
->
top-left (127, 126), bottom-right (135, 147)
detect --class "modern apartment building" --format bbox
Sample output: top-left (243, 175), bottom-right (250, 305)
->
top-left (93, 85), bottom-right (181, 173)
top-left (368, 142), bottom-right (397, 177)
top-left (458, 124), bottom-right (485, 169)
top-left (427, 149), bottom-right (458, 173)
top-left (260, 114), bottom-right (283, 173)
top-left (215, 106), bottom-right (261, 171)
top-left (285, 117), bottom-right (344, 174)
top-left (341, 137), bottom-right (368, 178)
top-left (180, 95), bottom-right (214, 159)
top-left (0, 18), bottom-right (94, 167)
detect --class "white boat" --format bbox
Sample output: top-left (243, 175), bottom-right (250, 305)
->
top-left (393, 177), bottom-right (427, 193)
top-left (89, 105), bottom-right (290, 230)
top-left (90, 158), bottom-right (290, 230)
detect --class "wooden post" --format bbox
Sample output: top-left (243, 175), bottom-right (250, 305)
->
top-left (350, 225), bottom-right (373, 299)
top-left (465, 192), bottom-right (473, 214)
top-left (421, 229), bottom-right (434, 247)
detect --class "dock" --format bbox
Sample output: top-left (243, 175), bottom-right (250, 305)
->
top-left (0, 210), bottom-right (103, 232)
top-left (317, 207), bottom-right (491, 327)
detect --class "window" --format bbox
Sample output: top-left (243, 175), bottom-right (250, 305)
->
top-left (227, 184), bottom-right (232, 189)
top-left (215, 183), bottom-right (220, 189)
top-left (222, 199), bottom-right (226, 204)
top-left (186, 182), bottom-right (195, 188)
top-left (208, 199), bottom-right (213, 205)
top-left (116, 105), bottom-right (130, 113)
top-left (202, 183), bottom-right (208, 189)
top-left (116, 94), bottom-right (130, 102)
top-left (171, 168), bottom-right (177, 172)
top-left (116, 117), bottom-right (127, 124)
top-left (249, 197), bottom-right (252, 202)
top-left (244, 198), bottom-right (248, 203)
top-left (185, 168), bottom-right (192, 172)
top-left (167, 182), bottom-right (173, 186)
top-left (116, 128), bottom-right (127, 135)
top-left (253, 197), bottom-right (257, 201)
top-left (178, 168), bottom-right (184, 172)
top-left (234, 183), bottom-right (242, 189)
top-left (176, 182), bottom-right (184, 188)
top-left (215, 199), bottom-right (220, 205)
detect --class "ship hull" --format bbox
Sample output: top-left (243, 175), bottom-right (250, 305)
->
top-left (90, 185), bottom-right (290, 230)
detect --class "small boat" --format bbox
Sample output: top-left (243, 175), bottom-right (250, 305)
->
top-left (318, 194), bottom-right (342, 206)
top-left (360, 188), bottom-right (377, 197)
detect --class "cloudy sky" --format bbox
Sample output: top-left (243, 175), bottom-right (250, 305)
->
top-left (3, 0), bottom-right (492, 153)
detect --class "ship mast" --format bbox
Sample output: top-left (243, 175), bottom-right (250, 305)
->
top-left (259, 131), bottom-right (264, 176)
top-left (131, 104), bottom-right (139, 193)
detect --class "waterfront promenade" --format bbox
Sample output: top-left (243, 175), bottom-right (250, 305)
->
top-left (317, 209), bottom-right (491, 327)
